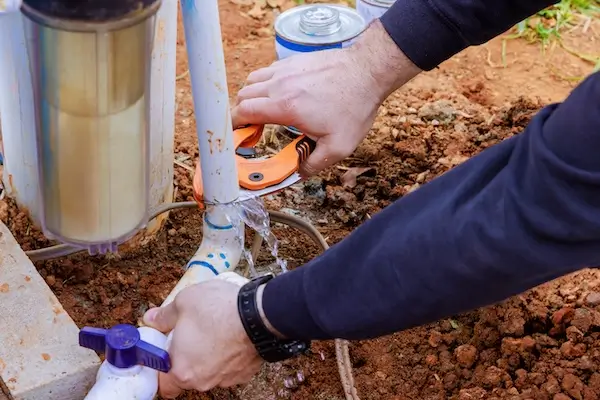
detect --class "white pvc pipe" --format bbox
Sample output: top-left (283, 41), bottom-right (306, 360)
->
top-left (145, 0), bottom-right (178, 234)
top-left (0, 11), bottom-right (41, 223)
top-left (180, 0), bottom-right (239, 210)
top-left (163, 0), bottom-right (246, 304)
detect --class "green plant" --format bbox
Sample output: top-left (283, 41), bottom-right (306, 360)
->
top-left (502, 0), bottom-right (600, 78)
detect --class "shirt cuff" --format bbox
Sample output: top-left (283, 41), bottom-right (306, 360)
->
top-left (379, 0), bottom-right (469, 71)
top-left (262, 266), bottom-right (330, 341)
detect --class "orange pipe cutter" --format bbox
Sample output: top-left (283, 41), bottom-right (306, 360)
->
top-left (192, 125), bottom-right (316, 207)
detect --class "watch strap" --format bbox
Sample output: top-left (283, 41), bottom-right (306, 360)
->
top-left (237, 274), bottom-right (310, 363)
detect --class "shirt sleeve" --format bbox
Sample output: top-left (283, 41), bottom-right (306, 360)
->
top-left (379, 0), bottom-right (558, 71)
top-left (262, 72), bottom-right (600, 341)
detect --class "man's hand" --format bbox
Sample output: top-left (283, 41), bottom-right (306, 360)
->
top-left (231, 19), bottom-right (421, 177)
top-left (143, 275), bottom-right (261, 398)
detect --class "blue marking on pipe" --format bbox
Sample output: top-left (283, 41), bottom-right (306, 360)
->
top-left (219, 253), bottom-right (226, 259)
top-left (203, 213), bottom-right (233, 230)
top-left (180, 0), bottom-right (195, 11)
top-left (187, 261), bottom-right (218, 275)
top-left (208, 253), bottom-right (214, 258)
top-left (225, 261), bottom-right (231, 268)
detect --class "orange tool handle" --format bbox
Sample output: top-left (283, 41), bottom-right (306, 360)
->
top-left (238, 135), bottom-right (315, 190)
top-left (192, 125), bottom-right (316, 204)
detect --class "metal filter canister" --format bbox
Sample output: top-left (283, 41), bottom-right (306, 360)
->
top-left (274, 4), bottom-right (366, 135)
top-left (22, 0), bottom-right (161, 253)
top-left (355, 0), bottom-right (395, 25)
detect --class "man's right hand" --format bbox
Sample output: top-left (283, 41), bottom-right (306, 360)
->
top-left (231, 19), bottom-right (422, 177)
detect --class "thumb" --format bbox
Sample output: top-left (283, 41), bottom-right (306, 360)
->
top-left (299, 138), bottom-right (340, 177)
top-left (143, 302), bottom-right (179, 333)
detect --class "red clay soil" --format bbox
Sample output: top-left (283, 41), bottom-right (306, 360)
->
top-left (1, 1), bottom-right (599, 399)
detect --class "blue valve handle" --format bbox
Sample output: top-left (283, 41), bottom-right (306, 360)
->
top-left (79, 324), bottom-right (171, 372)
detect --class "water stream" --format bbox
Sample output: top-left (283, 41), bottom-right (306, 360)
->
top-left (224, 196), bottom-right (288, 277)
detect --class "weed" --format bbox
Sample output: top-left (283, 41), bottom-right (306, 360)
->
top-left (504, 0), bottom-right (600, 77)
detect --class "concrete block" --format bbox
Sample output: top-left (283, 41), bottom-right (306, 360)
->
top-left (0, 222), bottom-right (101, 400)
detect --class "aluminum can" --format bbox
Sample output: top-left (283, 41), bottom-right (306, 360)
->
top-left (355, 0), bottom-right (395, 25)
top-left (274, 4), bottom-right (366, 135)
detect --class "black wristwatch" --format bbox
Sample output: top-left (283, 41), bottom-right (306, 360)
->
top-left (237, 273), bottom-right (311, 363)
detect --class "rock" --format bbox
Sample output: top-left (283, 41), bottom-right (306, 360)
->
top-left (542, 376), bottom-right (560, 395)
top-left (458, 387), bottom-right (487, 399)
top-left (514, 369), bottom-right (528, 389)
top-left (45, 275), bottom-right (56, 287)
top-left (562, 373), bottom-right (584, 399)
top-left (585, 292), bottom-right (600, 306)
top-left (575, 355), bottom-right (595, 371)
top-left (482, 366), bottom-right (507, 388)
top-left (425, 354), bottom-right (438, 366)
top-left (552, 307), bottom-right (575, 325)
top-left (416, 171), bottom-right (428, 184)
top-left (571, 308), bottom-right (593, 333)
top-left (454, 344), bottom-right (477, 368)
top-left (378, 126), bottom-right (391, 136)
top-left (501, 336), bottom-right (536, 355)
top-left (553, 394), bottom-right (571, 400)
top-left (428, 330), bottom-right (443, 347)
top-left (375, 371), bottom-right (387, 380)
top-left (417, 100), bottom-right (456, 124)
top-left (566, 326), bottom-right (584, 342)
top-left (560, 341), bottom-right (586, 359)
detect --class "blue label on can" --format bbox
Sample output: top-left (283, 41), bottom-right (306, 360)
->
top-left (275, 34), bottom-right (343, 56)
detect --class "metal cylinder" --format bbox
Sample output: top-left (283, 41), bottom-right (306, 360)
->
top-left (22, 0), bottom-right (161, 254)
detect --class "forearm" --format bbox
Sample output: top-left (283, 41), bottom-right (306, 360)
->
top-left (380, 0), bottom-right (558, 70)
top-left (261, 72), bottom-right (600, 341)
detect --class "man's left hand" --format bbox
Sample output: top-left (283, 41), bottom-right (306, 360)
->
top-left (143, 277), bottom-right (262, 398)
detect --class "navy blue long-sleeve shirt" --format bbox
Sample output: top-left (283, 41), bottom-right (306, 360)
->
top-left (262, 0), bottom-right (600, 341)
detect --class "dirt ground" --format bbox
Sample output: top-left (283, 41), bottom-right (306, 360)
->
top-left (1, 1), bottom-right (599, 399)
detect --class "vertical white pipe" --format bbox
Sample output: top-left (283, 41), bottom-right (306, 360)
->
top-left (180, 0), bottom-right (239, 213)
top-left (145, 0), bottom-right (178, 234)
top-left (161, 0), bottom-right (245, 303)
top-left (0, 10), bottom-right (41, 224)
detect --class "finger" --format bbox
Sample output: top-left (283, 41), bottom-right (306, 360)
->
top-left (142, 302), bottom-right (179, 333)
top-left (245, 66), bottom-right (276, 85)
top-left (234, 81), bottom-right (271, 107)
top-left (232, 98), bottom-right (287, 128)
top-left (159, 372), bottom-right (183, 399)
top-left (299, 138), bottom-right (339, 178)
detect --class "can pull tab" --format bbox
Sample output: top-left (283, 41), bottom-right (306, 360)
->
top-left (79, 324), bottom-right (171, 372)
